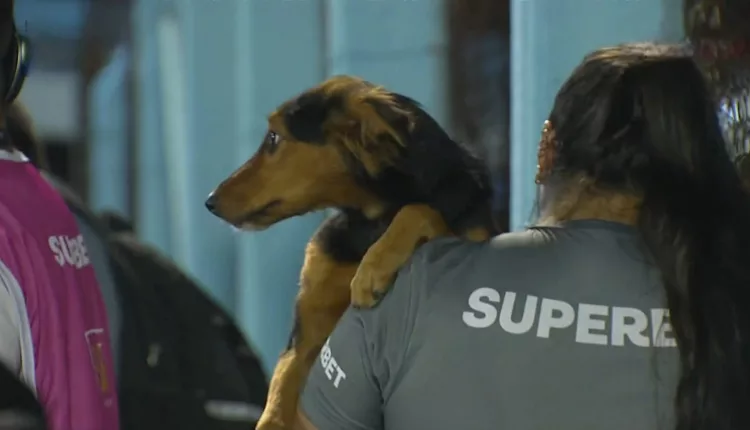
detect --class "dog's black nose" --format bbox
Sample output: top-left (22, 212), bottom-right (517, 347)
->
top-left (205, 192), bottom-right (218, 213)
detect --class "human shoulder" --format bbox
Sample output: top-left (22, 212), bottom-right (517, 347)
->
top-left (399, 229), bottom-right (547, 282)
top-left (419, 228), bottom-right (548, 256)
top-left (408, 236), bottom-right (484, 270)
top-left (488, 228), bottom-right (551, 249)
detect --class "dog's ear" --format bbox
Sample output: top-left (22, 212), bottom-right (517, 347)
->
top-left (357, 96), bottom-right (412, 151)
top-left (328, 89), bottom-right (414, 176)
top-left (387, 96), bottom-right (477, 198)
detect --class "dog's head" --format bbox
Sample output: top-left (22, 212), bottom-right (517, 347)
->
top-left (206, 75), bottom-right (419, 230)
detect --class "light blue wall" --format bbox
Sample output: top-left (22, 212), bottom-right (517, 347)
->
top-left (327, 1), bottom-right (448, 125)
top-left (509, 0), bottom-right (684, 230)
top-left (171, 0), bottom-right (239, 311)
top-left (88, 47), bottom-right (129, 216)
top-left (132, 0), bottom-right (171, 254)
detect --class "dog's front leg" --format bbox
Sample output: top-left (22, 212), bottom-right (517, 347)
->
top-left (350, 204), bottom-right (451, 307)
top-left (256, 241), bottom-right (356, 430)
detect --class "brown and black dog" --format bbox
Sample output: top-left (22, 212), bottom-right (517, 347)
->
top-left (206, 75), bottom-right (498, 430)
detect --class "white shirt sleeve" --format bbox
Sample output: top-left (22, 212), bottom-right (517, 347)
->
top-left (0, 260), bottom-right (35, 392)
top-left (0, 269), bottom-right (21, 374)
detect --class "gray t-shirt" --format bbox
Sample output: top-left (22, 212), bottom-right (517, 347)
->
top-left (300, 220), bottom-right (679, 430)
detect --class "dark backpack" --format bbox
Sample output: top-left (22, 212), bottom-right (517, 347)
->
top-left (49, 176), bottom-right (268, 430)
top-left (0, 362), bottom-right (47, 430)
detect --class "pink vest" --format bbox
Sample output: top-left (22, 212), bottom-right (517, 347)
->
top-left (0, 151), bottom-right (119, 430)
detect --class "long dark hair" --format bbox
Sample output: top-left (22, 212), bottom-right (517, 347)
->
top-left (546, 43), bottom-right (750, 430)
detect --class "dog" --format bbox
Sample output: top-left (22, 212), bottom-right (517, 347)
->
top-left (206, 75), bottom-right (498, 429)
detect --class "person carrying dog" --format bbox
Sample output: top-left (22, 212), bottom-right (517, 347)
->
top-left (297, 43), bottom-right (750, 430)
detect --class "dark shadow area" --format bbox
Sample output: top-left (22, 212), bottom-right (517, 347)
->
top-left (447, 0), bottom-right (511, 231)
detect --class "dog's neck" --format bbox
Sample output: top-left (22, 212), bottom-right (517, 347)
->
top-left (335, 202), bottom-right (401, 228)
top-left (360, 203), bottom-right (386, 220)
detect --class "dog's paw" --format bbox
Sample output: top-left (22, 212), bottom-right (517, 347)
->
top-left (350, 258), bottom-right (396, 308)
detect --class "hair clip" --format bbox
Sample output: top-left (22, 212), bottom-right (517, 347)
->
top-left (541, 120), bottom-right (555, 142)
top-left (536, 120), bottom-right (558, 184)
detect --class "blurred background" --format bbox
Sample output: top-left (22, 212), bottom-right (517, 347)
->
top-left (14, 0), bottom-right (687, 372)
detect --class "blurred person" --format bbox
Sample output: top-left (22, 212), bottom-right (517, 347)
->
top-left (7, 103), bottom-right (268, 430)
top-left (0, 1), bottom-right (119, 429)
top-left (296, 43), bottom-right (750, 430)
top-left (5, 102), bottom-right (123, 376)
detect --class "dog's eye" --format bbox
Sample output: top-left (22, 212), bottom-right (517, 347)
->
top-left (265, 131), bottom-right (280, 146)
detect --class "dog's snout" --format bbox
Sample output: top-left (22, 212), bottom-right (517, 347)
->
top-left (205, 192), bottom-right (218, 213)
